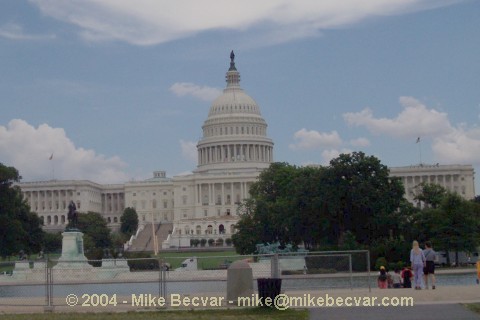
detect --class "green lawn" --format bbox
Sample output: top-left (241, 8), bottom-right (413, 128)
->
top-left (0, 308), bottom-right (309, 320)
top-left (154, 250), bottom-right (250, 270)
top-left (465, 303), bottom-right (480, 314)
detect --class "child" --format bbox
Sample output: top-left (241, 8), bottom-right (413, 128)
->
top-left (392, 268), bottom-right (402, 288)
top-left (401, 267), bottom-right (412, 288)
top-left (378, 266), bottom-right (388, 289)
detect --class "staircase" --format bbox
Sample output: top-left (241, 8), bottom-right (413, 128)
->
top-left (127, 222), bottom-right (173, 252)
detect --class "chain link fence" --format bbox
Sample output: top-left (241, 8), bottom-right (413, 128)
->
top-left (0, 250), bottom-right (370, 311)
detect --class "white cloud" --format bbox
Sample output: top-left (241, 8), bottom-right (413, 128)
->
top-left (343, 96), bottom-right (480, 165)
top-left (343, 96), bottom-right (453, 139)
top-left (0, 23), bottom-right (55, 40)
top-left (349, 137), bottom-right (370, 147)
top-left (180, 139), bottom-right (197, 163)
top-left (29, 0), bottom-right (460, 45)
top-left (289, 129), bottom-right (342, 150)
top-left (0, 119), bottom-right (129, 183)
top-left (321, 148), bottom-right (353, 165)
top-left (432, 127), bottom-right (480, 164)
top-left (170, 82), bottom-right (221, 102)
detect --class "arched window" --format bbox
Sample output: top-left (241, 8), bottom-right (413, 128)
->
top-left (207, 225), bottom-right (213, 234)
top-left (219, 224), bottom-right (225, 234)
top-left (196, 225), bottom-right (201, 235)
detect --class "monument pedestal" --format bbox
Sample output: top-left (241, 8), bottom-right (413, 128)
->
top-left (54, 231), bottom-right (93, 271)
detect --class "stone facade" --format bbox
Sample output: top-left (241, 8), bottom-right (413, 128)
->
top-left (389, 164), bottom-right (475, 206)
top-left (18, 180), bottom-right (124, 232)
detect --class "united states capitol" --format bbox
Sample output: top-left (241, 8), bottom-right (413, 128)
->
top-left (16, 53), bottom-right (475, 250)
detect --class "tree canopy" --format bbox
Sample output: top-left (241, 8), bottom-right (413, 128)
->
top-left (233, 152), bottom-right (407, 254)
top-left (0, 163), bottom-right (44, 258)
top-left (120, 207), bottom-right (139, 237)
top-left (76, 211), bottom-right (112, 259)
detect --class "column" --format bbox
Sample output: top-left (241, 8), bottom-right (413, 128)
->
top-left (197, 184), bottom-right (201, 204)
top-left (221, 183), bottom-right (225, 205)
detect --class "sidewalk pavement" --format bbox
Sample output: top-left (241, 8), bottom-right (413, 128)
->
top-left (295, 285), bottom-right (480, 305)
top-left (304, 286), bottom-right (480, 320)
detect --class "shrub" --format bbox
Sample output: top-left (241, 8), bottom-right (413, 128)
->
top-left (123, 252), bottom-right (159, 271)
top-left (191, 239), bottom-right (200, 247)
top-left (208, 238), bottom-right (215, 246)
top-left (200, 239), bottom-right (207, 247)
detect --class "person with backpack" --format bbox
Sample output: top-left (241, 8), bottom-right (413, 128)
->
top-left (377, 266), bottom-right (388, 289)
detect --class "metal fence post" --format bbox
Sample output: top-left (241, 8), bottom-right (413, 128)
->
top-left (367, 250), bottom-right (371, 292)
top-left (158, 258), bottom-right (166, 299)
top-left (44, 256), bottom-right (54, 312)
top-left (349, 254), bottom-right (353, 290)
top-left (271, 254), bottom-right (279, 278)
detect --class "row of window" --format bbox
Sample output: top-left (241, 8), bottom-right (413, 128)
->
top-left (24, 190), bottom-right (80, 197)
top-left (40, 215), bottom-right (118, 225)
top-left (402, 175), bottom-right (464, 184)
top-left (132, 199), bottom-right (172, 210)
top-left (178, 224), bottom-right (235, 235)
top-left (211, 104), bottom-right (257, 113)
top-left (203, 125), bottom-right (265, 137)
top-left (32, 201), bottom-right (81, 212)
top-left (132, 191), bottom-right (170, 196)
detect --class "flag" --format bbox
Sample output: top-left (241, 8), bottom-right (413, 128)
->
top-left (49, 153), bottom-right (53, 160)
top-left (416, 137), bottom-right (420, 143)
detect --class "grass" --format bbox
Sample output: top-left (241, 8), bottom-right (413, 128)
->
top-left (0, 308), bottom-right (309, 320)
top-left (153, 250), bottom-right (249, 270)
top-left (465, 303), bottom-right (480, 314)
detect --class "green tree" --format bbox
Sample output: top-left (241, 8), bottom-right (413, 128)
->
top-left (233, 163), bottom-right (300, 254)
top-left (232, 199), bottom-right (263, 254)
top-left (120, 207), bottom-right (139, 237)
top-left (0, 163), bottom-right (45, 258)
top-left (233, 154), bottom-right (407, 254)
top-left (324, 152), bottom-right (405, 246)
top-left (42, 232), bottom-right (63, 253)
top-left (76, 211), bottom-right (112, 260)
top-left (434, 193), bottom-right (480, 265)
top-left (414, 183), bottom-right (447, 208)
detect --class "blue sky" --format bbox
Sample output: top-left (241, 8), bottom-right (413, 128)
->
top-left (0, 0), bottom-right (479, 193)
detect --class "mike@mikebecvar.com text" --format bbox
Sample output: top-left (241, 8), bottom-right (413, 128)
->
top-left (66, 293), bottom-right (414, 310)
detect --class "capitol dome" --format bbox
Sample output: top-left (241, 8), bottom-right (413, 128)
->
top-left (196, 51), bottom-right (274, 173)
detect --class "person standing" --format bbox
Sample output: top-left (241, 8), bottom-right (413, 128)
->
top-left (410, 240), bottom-right (426, 290)
top-left (423, 241), bottom-right (436, 289)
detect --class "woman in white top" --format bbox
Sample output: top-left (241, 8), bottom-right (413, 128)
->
top-left (410, 240), bottom-right (426, 290)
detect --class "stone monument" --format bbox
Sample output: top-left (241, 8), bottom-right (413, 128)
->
top-left (53, 202), bottom-right (92, 271)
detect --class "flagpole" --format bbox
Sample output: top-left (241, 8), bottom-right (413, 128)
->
top-left (49, 153), bottom-right (54, 180)
top-left (416, 137), bottom-right (422, 165)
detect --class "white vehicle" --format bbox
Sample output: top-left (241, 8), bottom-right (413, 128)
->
top-left (176, 257), bottom-right (198, 271)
